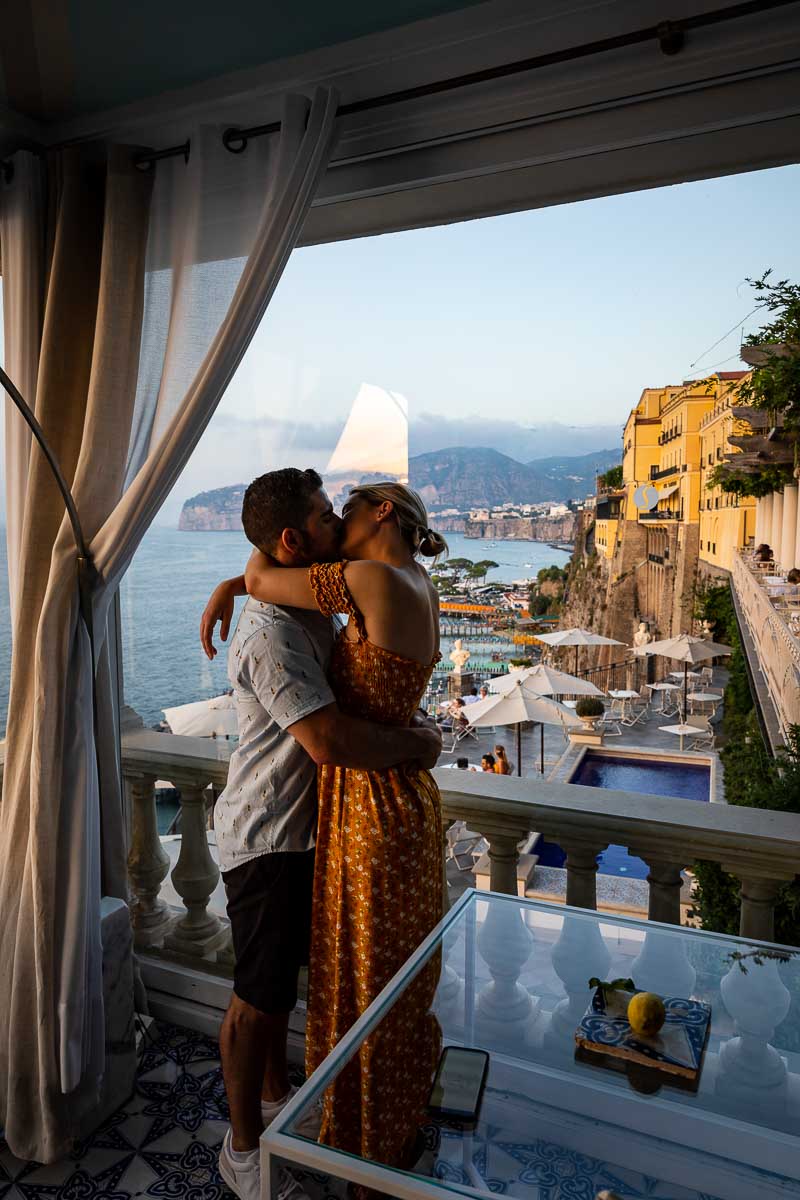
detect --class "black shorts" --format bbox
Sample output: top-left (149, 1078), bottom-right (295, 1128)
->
top-left (222, 849), bottom-right (315, 1014)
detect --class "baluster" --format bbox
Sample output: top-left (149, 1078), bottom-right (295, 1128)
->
top-left (164, 779), bottom-right (228, 957)
top-left (718, 949), bottom-right (791, 1098)
top-left (736, 876), bottom-right (783, 942)
top-left (484, 831), bottom-right (520, 895)
top-left (545, 913), bottom-right (611, 1054)
top-left (434, 926), bottom-right (464, 1021)
top-left (630, 927), bottom-right (696, 998)
top-left (127, 774), bottom-right (174, 948)
top-left (641, 857), bottom-right (684, 925)
top-left (475, 898), bottom-right (536, 1048)
top-left (561, 839), bottom-right (604, 910)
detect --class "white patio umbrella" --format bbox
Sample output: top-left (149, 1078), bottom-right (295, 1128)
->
top-left (466, 679), bottom-right (583, 775)
top-left (490, 663), bottom-right (604, 698)
top-left (534, 627), bottom-right (626, 675)
top-left (163, 693), bottom-right (238, 738)
top-left (634, 633), bottom-right (732, 720)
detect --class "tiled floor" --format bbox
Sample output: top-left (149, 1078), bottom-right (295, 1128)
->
top-left (0, 1021), bottom-right (247, 1200)
top-left (1, 1021), bottom-right (725, 1200)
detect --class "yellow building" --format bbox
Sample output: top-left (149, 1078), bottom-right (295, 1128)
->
top-left (616, 372), bottom-right (754, 636)
top-left (594, 490), bottom-right (623, 559)
top-left (621, 387), bottom-right (663, 522)
top-left (698, 374), bottom-right (756, 574)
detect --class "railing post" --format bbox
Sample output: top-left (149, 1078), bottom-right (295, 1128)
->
top-left (164, 779), bottom-right (228, 957)
top-left (126, 773), bottom-right (174, 948)
top-left (737, 876), bottom-right (783, 942)
top-left (485, 833), bottom-right (520, 895)
top-left (643, 858), bottom-right (684, 925)
top-left (561, 839), bottom-right (603, 910)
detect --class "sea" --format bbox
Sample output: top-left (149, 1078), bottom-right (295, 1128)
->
top-left (0, 527), bottom-right (570, 729)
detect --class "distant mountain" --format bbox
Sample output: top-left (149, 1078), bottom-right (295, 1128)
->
top-left (411, 446), bottom-right (620, 509)
top-left (178, 447), bottom-right (620, 529)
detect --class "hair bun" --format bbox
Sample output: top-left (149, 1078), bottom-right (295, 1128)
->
top-left (418, 528), bottom-right (448, 559)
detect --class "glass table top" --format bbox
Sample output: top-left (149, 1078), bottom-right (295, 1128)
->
top-left (267, 891), bottom-right (800, 1200)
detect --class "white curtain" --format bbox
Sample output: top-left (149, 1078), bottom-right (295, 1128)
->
top-left (0, 87), bottom-right (338, 1162)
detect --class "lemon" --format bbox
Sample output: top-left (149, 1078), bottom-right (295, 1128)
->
top-left (627, 992), bottom-right (666, 1037)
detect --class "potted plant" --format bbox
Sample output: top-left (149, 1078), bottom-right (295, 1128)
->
top-left (575, 696), bottom-right (604, 729)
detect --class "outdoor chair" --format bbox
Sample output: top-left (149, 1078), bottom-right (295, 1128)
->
top-left (598, 705), bottom-right (622, 737)
top-left (686, 714), bottom-right (715, 750)
top-left (441, 720), bottom-right (479, 753)
top-left (621, 698), bottom-right (650, 727)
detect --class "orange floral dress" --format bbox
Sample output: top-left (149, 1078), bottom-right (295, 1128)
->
top-left (305, 560), bottom-right (443, 1166)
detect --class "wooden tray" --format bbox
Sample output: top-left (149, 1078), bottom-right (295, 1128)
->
top-left (575, 988), bottom-right (711, 1093)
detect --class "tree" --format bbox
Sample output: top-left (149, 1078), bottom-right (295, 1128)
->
top-left (598, 464), bottom-right (623, 490)
top-left (446, 558), bottom-right (473, 583)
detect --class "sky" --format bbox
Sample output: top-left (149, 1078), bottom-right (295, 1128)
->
top-left (2, 161), bottom-right (800, 524)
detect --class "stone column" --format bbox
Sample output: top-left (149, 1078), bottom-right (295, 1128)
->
top-left (779, 484), bottom-right (798, 572)
top-left (126, 774), bottom-right (174, 948)
top-left (754, 496), bottom-right (766, 548)
top-left (795, 488), bottom-right (800, 573)
top-left (758, 492), bottom-right (773, 551)
top-left (562, 839), bottom-right (603, 910)
top-left (164, 781), bottom-right (228, 957)
top-left (770, 490), bottom-right (784, 563)
top-left (737, 876), bottom-right (783, 943)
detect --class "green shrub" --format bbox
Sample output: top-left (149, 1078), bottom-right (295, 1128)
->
top-left (691, 584), bottom-right (800, 946)
top-left (575, 696), bottom-right (604, 718)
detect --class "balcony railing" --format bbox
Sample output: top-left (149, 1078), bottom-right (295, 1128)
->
top-left (731, 551), bottom-right (800, 742)
top-left (639, 510), bottom-right (679, 521)
top-left (3, 707), bottom-right (796, 1013)
top-left (650, 464), bottom-right (678, 481)
top-left (102, 727), bottom-right (800, 971)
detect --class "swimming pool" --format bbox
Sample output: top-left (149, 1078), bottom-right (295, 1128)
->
top-left (537, 750), bottom-right (712, 879)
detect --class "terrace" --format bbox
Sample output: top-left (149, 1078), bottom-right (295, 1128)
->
top-left (0, 0), bottom-right (799, 1194)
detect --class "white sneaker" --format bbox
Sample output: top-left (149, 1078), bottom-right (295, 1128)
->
top-left (219, 1127), bottom-right (261, 1200)
top-left (275, 1169), bottom-right (313, 1200)
top-left (262, 1085), bottom-right (323, 1140)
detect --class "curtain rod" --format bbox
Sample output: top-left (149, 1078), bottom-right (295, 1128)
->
top-left (128, 0), bottom-right (799, 170)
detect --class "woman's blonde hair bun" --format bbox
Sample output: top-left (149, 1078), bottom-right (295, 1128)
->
top-left (347, 480), bottom-right (449, 562)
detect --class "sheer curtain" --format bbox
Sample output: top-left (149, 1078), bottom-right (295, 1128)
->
top-left (0, 87), bottom-right (338, 1162)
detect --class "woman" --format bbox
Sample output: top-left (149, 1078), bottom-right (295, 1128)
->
top-left (240, 482), bottom-right (447, 1166)
top-left (494, 744), bottom-right (512, 775)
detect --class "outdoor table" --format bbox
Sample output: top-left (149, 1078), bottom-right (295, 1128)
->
top-left (687, 691), bottom-right (721, 714)
top-left (659, 721), bottom-right (698, 751)
top-left (265, 891), bottom-right (800, 1200)
top-left (669, 670), bottom-right (702, 681)
top-left (648, 680), bottom-right (679, 712)
top-left (562, 699), bottom-right (578, 709)
top-left (608, 688), bottom-right (639, 721)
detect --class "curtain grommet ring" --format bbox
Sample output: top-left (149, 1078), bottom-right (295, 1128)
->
top-left (657, 21), bottom-right (684, 56)
top-left (223, 128), bottom-right (248, 154)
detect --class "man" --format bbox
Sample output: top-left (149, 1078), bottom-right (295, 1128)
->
top-left (462, 686), bottom-right (480, 705)
top-left (199, 468), bottom-right (441, 1200)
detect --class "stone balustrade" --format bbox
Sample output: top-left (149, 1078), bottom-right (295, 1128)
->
top-left (2, 724), bottom-right (796, 973)
top-left (731, 550), bottom-right (800, 744)
top-left (436, 768), bottom-right (800, 941)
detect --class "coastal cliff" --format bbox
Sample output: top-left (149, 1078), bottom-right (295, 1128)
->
top-left (178, 485), bottom-right (245, 531)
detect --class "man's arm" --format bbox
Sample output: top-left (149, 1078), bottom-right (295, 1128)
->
top-left (200, 575), bottom-right (247, 659)
top-left (289, 704), bottom-right (441, 771)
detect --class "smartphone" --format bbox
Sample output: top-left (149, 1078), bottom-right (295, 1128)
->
top-left (427, 1046), bottom-right (489, 1126)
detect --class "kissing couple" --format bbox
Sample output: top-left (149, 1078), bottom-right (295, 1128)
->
top-left (200, 468), bottom-right (448, 1200)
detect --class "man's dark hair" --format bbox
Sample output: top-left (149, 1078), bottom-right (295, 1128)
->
top-left (242, 468), bottom-right (323, 551)
top-left (456, 757), bottom-right (469, 769)
top-left (470, 687), bottom-right (478, 696)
